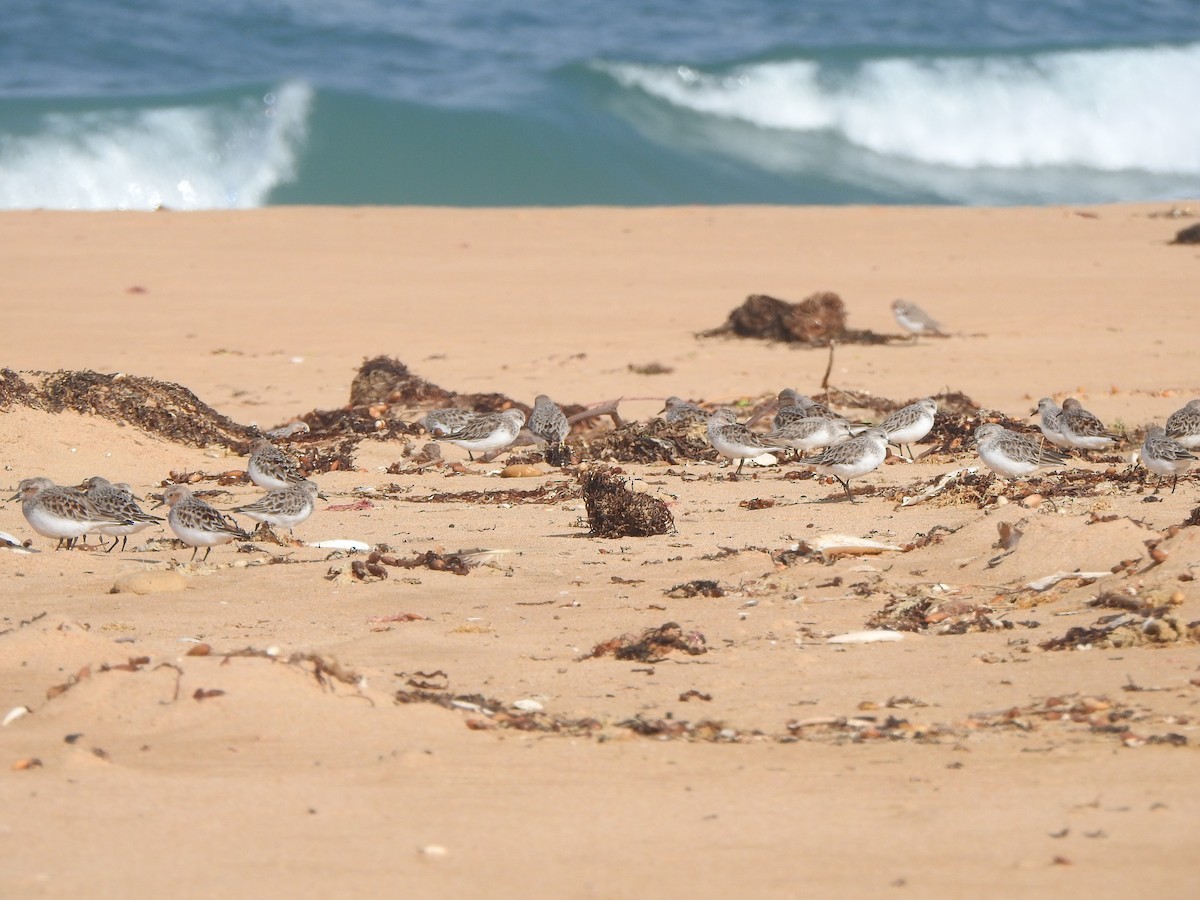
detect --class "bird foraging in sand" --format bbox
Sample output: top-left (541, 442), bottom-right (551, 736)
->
top-left (444, 409), bottom-right (525, 461)
top-left (11, 477), bottom-right (134, 550)
top-left (420, 407), bottom-right (478, 437)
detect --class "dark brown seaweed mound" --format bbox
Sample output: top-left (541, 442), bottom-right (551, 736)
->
top-left (581, 468), bottom-right (674, 538)
top-left (1170, 222), bottom-right (1200, 245)
top-left (18, 369), bottom-right (258, 448)
top-left (701, 292), bottom-right (894, 345)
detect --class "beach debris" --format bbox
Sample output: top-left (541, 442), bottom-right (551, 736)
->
top-left (701, 291), bottom-right (892, 345)
top-left (2, 706), bottom-right (31, 727)
top-left (1039, 596), bottom-right (1197, 650)
top-left (1170, 222), bottom-right (1200, 245)
top-left (581, 468), bottom-right (674, 538)
top-left (307, 538), bottom-right (371, 552)
top-left (628, 361), bottom-right (674, 375)
top-left (790, 534), bottom-right (906, 564)
top-left (499, 464), bottom-right (543, 478)
top-left (583, 622), bottom-right (708, 662)
top-left (0, 530), bottom-right (37, 553)
top-left (402, 484), bottom-right (575, 505)
top-left (6, 369), bottom-right (258, 448)
top-left (344, 549), bottom-right (484, 580)
top-left (899, 467), bottom-right (981, 506)
top-left (827, 630), bottom-right (905, 644)
top-left (1025, 570), bottom-right (1112, 592)
top-left (664, 580), bottom-right (725, 598)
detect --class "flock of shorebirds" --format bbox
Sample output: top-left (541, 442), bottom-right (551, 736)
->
top-left (7, 300), bottom-right (1199, 557)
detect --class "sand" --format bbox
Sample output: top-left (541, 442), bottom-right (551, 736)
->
top-left (2, 203), bottom-right (1200, 897)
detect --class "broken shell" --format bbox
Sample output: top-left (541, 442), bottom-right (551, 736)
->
top-left (808, 535), bottom-right (905, 561)
top-left (512, 698), bottom-right (544, 713)
top-left (2, 706), bottom-right (31, 727)
top-left (500, 464), bottom-right (542, 478)
top-left (1025, 571), bottom-right (1111, 592)
top-left (827, 630), bottom-right (905, 644)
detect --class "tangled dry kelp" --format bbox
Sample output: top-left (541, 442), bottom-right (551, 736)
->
top-left (3, 369), bottom-right (259, 448)
top-left (700, 292), bottom-right (895, 346)
top-left (581, 468), bottom-right (675, 537)
top-left (575, 418), bottom-right (717, 465)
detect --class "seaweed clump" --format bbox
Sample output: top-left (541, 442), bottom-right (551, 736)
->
top-left (701, 292), bottom-right (894, 346)
top-left (17, 369), bottom-right (257, 448)
top-left (581, 468), bottom-right (674, 538)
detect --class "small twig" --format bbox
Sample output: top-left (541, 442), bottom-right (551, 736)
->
top-left (820, 341), bottom-right (836, 390)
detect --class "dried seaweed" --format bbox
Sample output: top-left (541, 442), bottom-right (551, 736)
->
top-left (581, 469), bottom-right (675, 538)
top-left (576, 418), bottom-right (716, 465)
top-left (402, 484), bottom-right (578, 505)
top-left (583, 622), bottom-right (707, 662)
top-left (1171, 222), bottom-right (1200, 245)
top-left (664, 580), bottom-right (726, 598)
top-left (700, 292), bottom-right (895, 345)
top-left (16, 369), bottom-right (258, 448)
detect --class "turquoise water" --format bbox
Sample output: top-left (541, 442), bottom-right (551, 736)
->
top-left (3, 0), bottom-right (1198, 209)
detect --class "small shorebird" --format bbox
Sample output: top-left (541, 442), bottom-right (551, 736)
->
top-left (420, 407), bottom-right (478, 437)
top-left (763, 416), bottom-right (852, 460)
top-left (1140, 425), bottom-right (1196, 493)
top-left (80, 476), bottom-right (163, 552)
top-left (891, 299), bottom-right (946, 339)
top-left (156, 484), bottom-right (251, 562)
top-left (1057, 398), bottom-right (1120, 452)
top-left (11, 477), bottom-right (133, 550)
top-left (1165, 398), bottom-right (1200, 449)
top-left (806, 426), bottom-right (889, 502)
top-left (659, 396), bottom-right (708, 427)
top-left (233, 479), bottom-right (324, 538)
top-left (529, 394), bottom-right (569, 444)
top-left (974, 424), bottom-right (1069, 479)
top-left (1031, 398), bottom-right (1074, 449)
top-left (877, 398), bottom-right (938, 459)
top-left (247, 439), bottom-right (306, 490)
top-left (706, 409), bottom-right (786, 478)
top-left (445, 409), bottom-right (525, 460)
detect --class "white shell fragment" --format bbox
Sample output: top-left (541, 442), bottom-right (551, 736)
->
top-left (805, 534), bottom-right (905, 561)
top-left (0, 531), bottom-right (37, 553)
top-left (749, 452), bottom-right (780, 468)
top-left (827, 630), bottom-right (905, 644)
top-left (3, 706), bottom-right (31, 727)
top-left (1025, 571), bottom-right (1112, 592)
top-left (306, 539), bottom-right (371, 552)
top-left (512, 698), bottom-right (544, 713)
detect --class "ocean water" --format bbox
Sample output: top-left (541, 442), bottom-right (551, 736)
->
top-left (2, 0), bottom-right (1198, 209)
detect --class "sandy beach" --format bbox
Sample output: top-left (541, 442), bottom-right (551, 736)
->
top-left (2, 203), bottom-right (1199, 897)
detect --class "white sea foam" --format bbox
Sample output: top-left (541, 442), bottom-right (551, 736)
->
top-left (0, 81), bottom-right (312, 210)
top-left (598, 44), bottom-right (1200, 175)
